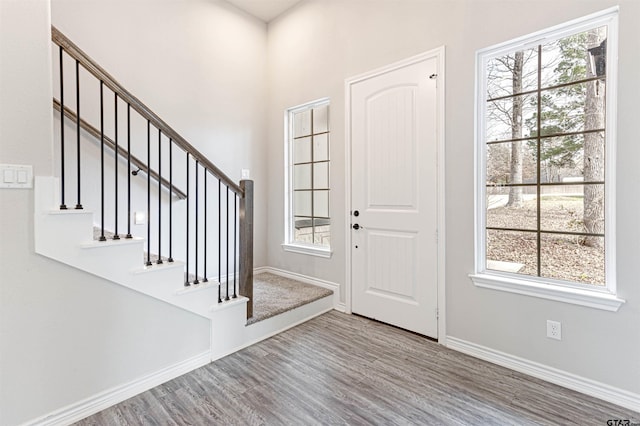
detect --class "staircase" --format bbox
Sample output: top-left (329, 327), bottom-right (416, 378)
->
top-left (35, 175), bottom-right (238, 320)
top-left (37, 26), bottom-right (334, 366)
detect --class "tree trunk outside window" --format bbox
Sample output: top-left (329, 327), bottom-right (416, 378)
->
top-left (583, 29), bottom-right (605, 248)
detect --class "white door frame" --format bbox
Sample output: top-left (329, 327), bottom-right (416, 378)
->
top-left (344, 47), bottom-right (446, 343)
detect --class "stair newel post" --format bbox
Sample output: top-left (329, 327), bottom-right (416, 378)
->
top-left (194, 160), bottom-right (199, 284)
top-left (145, 120), bottom-right (152, 266)
top-left (168, 139), bottom-right (173, 261)
top-left (59, 46), bottom-right (67, 210)
top-left (226, 185), bottom-right (230, 301)
top-left (99, 81), bottom-right (106, 241)
top-left (125, 104), bottom-right (132, 238)
top-left (203, 169), bottom-right (208, 282)
top-left (233, 193), bottom-right (238, 299)
top-left (75, 60), bottom-right (83, 210)
top-left (218, 179), bottom-right (222, 303)
top-left (185, 152), bottom-right (190, 286)
top-left (156, 129), bottom-right (163, 264)
top-left (113, 93), bottom-right (120, 240)
top-left (239, 179), bottom-right (254, 319)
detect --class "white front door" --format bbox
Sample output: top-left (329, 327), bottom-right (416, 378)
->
top-left (349, 52), bottom-right (440, 338)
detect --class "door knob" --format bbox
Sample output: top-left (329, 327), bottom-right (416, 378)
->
top-left (352, 224), bottom-right (361, 230)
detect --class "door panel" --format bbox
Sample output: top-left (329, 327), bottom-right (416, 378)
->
top-left (350, 55), bottom-right (439, 338)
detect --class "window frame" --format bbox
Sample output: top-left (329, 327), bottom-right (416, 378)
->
top-left (470, 7), bottom-right (624, 311)
top-left (282, 98), bottom-right (332, 258)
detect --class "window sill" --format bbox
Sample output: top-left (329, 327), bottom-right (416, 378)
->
top-left (469, 273), bottom-right (625, 312)
top-left (282, 243), bottom-right (332, 259)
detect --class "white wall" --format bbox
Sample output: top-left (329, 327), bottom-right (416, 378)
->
top-left (267, 0), bottom-right (640, 398)
top-left (0, 0), bottom-right (268, 424)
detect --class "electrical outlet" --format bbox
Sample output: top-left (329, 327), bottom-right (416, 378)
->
top-left (547, 320), bottom-right (562, 340)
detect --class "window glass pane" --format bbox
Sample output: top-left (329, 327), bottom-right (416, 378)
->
top-left (293, 137), bottom-right (311, 164)
top-left (540, 82), bottom-right (606, 136)
top-left (314, 218), bottom-right (331, 247)
top-left (294, 191), bottom-right (311, 217)
top-left (486, 186), bottom-right (537, 230)
top-left (486, 140), bottom-right (537, 185)
top-left (540, 26), bottom-right (607, 89)
top-left (313, 104), bottom-right (329, 134)
top-left (539, 134), bottom-right (594, 184)
top-left (486, 229), bottom-right (537, 276)
top-left (293, 109), bottom-right (312, 138)
top-left (539, 185), bottom-right (604, 234)
top-left (313, 190), bottom-right (329, 218)
top-left (294, 164), bottom-right (311, 190)
top-left (540, 234), bottom-right (604, 285)
top-left (313, 133), bottom-right (329, 162)
top-left (486, 93), bottom-right (537, 142)
top-left (540, 185), bottom-right (589, 233)
top-left (293, 216), bottom-right (313, 244)
top-left (313, 162), bottom-right (329, 189)
top-left (486, 47), bottom-right (539, 99)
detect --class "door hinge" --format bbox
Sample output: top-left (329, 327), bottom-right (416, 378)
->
top-left (436, 308), bottom-right (439, 320)
top-left (435, 229), bottom-right (438, 243)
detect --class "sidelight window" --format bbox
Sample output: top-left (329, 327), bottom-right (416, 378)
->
top-left (283, 98), bottom-right (331, 257)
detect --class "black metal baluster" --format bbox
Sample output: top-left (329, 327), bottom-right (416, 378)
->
top-left (233, 193), bottom-right (237, 298)
top-left (226, 186), bottom-right (230, 301)
top-left (59, 46), bottom-right (67, 210)
top-left (113, 94), bottom-right (120, 240)
top-left (185, 152), bottom-right (190, 286)
top-left (126, 104), bottom-right (132, 238)
top-left (194, 161), bottom-right (199, 284)
top-left (75, 60), bottom-right (83, 210)
top-left (218, 178), bottom-right (222, 303)
top-left (203, 169), bottom-right (208, 282)
top-left (157, 129), bottom-right (163, 264)
top-left (146, 120), bottom-right (152, 266)
top-left (99, 82), bottom-right (106, 241)
top-left (168, 139), bottom-right (173, 261)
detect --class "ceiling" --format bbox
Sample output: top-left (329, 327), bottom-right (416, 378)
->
top-left (225, 0), bottom-right (303, 22)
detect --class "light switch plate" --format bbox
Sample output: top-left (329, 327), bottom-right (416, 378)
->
top-left (0, 164), bottom-right (33, 188)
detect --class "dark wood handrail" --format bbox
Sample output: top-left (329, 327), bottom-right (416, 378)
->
top-left (51, 25), bottom-right (243, 196)
top-left (53, 98), bottom-right (187, 200)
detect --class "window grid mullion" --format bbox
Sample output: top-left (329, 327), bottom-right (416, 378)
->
top-left (310, 109), bottom-right (316, 243)
top-left (536, 44), bottom-right (542, 278)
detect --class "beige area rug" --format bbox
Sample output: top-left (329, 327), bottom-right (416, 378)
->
top-left (248, 272), bottom-right (333, 325)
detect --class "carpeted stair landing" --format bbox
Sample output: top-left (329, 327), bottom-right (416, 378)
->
top-left (248, 272), bottom-right (333, 325)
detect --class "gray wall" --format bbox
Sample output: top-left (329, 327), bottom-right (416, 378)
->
top-left (267, 0), bottom-right (640, 395)
top-left (0, 0), bottom-right (268, 424)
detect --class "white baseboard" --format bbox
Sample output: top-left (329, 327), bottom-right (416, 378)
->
top-left (25, 351), bottom-right (211, 426)
top-left (254, 266), bottom-right (345, 311)
top-left (446, 336), bottom-right (640, 413)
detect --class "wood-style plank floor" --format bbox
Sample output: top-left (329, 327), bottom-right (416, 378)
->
top-left (76, 311), bottom-right (639, 425)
